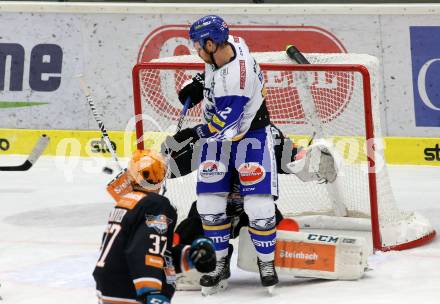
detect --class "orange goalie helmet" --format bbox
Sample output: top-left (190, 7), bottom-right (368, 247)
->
top-left (128, 149), bottom-right (166, 191)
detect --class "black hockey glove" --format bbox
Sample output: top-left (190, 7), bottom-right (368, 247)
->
top-left (189, 237), bottom-right (216, 273)
top-left (178, 72), bottom-right (205, 109)
top-left (138, 292), bottom-right (170, 304)
top-left (161, 127), bottom-right (199, 156)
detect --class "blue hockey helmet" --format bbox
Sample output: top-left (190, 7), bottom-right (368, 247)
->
top-left (189, 15), bottom-right (229, 48)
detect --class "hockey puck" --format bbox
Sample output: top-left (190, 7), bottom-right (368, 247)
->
top-left (103, 167), bottom-right (113, 174)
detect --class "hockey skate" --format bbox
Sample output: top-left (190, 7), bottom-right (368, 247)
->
top-left (257, 258), bottom-right (278, 294)
top-left (200, 245), bottom-right (233, 296)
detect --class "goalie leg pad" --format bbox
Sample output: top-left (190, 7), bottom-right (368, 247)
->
top-left (237, 227), bottom-right (367, 280)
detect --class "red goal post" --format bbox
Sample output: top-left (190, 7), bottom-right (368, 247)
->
top-left (132, 54), bottom-right (435, 252)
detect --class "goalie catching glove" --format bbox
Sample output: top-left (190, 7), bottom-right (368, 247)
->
top-left (286, 140), bottom-right (338, 183)
top-left (178, 72), bottom-right (205, 109)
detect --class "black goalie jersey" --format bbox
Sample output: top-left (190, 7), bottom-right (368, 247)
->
top-left (93, 191), bottom-right (188, 303)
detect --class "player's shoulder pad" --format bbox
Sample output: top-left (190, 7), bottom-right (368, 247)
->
top-left (139, 192), bottom-right (176, 215)
top-left (116, 191), bottom-right (147, 210)
top-left (213, 39), bottom-right (256, 98)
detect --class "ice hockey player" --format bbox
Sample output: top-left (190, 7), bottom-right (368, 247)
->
top-left (93, 149), bottom-right (216, 304)
top-left (167, 121), bottom-right (338, 244)
top-left (165, 123), bottom-right (336, 290)
top-left (170, 15), bottom-right (279, 294)
top-left (167, 125), bottom-right (296, 248)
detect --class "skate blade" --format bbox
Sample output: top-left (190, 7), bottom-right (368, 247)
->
top-left (201, 280), bottom-right (228, 296)
top-left (266, 285), bottom-right (276, 295)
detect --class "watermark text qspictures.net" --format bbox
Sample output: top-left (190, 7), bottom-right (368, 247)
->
top-left (53, 113), bottom-right (387, 183)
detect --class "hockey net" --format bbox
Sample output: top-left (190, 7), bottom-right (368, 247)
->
top-left (132, 52), bottom-right (435, 252)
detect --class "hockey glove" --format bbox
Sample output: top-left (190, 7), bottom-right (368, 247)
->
top-left (161, 127), bottom-right (199, 156)
top-left (139, 292), bottom-right (170, 304)
top-left (189, 237), bottom-right (216, 273)
top-left (178, 72), bottom-right (205, 109)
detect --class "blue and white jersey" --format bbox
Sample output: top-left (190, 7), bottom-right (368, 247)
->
top-left (200, 35), bottom-right (266, 141)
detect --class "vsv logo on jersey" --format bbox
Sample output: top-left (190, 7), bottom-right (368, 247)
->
top-left (137, 25), bottom-right (348, 124)
top-left (410, 26), bottom-right (440, 127)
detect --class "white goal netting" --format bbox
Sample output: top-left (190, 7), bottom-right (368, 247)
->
top-left (132, 52), bottom-right (435, 251)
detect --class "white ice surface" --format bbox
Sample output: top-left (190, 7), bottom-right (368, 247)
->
top-left (0, 156), bottom-right (439, 304)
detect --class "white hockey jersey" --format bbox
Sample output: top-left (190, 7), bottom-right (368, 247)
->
top-left (199, 35), bottom-right (266, 141)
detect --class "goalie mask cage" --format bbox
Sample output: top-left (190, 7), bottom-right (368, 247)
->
top-left (132, 52), bottom-right (435, 252)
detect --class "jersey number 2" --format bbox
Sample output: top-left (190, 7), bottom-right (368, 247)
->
top-left (218, 107), bottom-right (232, 120)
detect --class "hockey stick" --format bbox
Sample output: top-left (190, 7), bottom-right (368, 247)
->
top-left (0, 134), bottom-right (49, 171)
top-left (286, 44), bottom-right (311, 65)
top-left (78, 76), bottom-right (123, 174)
top-left (286, 45), bottom-right (324, 139)
top-left (161, 97), bottom-right (191, 195)
top-left (177, 97), bottom-right (191, 135)
top-left (285, 45), bottom-right (347, 217)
